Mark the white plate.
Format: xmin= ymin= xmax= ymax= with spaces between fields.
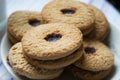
xmin=1 ymin=23 xmax=120 ymax=80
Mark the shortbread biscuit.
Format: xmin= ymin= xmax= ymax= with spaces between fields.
xmin=22 ymin=23 xmax=83 ymax=60
xmin=67 ymin=41 xmax=114 ymax=80
xmin=74 ymin=41 xmax=114 ymax=71
xmin=41 ymin=0 xmax=95 ymax=35
xmin=8 ymin=43 xmax=63 ymax=79
xmin=8 ymin=11 xmax=43 ymax=42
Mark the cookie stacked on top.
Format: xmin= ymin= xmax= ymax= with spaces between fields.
xmin=7 ymin=0 xmax=114 ymax=80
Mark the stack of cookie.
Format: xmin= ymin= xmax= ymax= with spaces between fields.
xmin=7 ymin=0 xmax=114 ymax=80
xmin=8 ymin=23 xmax=84 ymax=79
xmin=8 ymin=42 xmax=64 ymax=80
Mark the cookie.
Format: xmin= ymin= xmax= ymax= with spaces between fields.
xmin=8 ymin=43 xmax=63 ymax=79
xmin=74 ymin=41 xmax=114 ymax=71
xmin=8 ymin=11 xmax=43 ymax=43
xmin=68 ymin=41 xmax=114 ymax=80
xmin=67 ymin=65 xmax=112 ymax=80
xmin=25 ymin=45 xmax=83 ymax=69
xmin=84 ymin=4 xmax=109 ymax=41
xmin=41 ymin=0 xmax=95 ymax=35
xmin=22 ymin=23 xmax=83 ymax=60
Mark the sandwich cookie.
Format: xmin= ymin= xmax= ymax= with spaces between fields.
xmin=8 ymin=11 xmax=43 ymax=43
xmin=8 ymin=43 xmax=63 ymax=79
xmin=68 ymin=41 xmax=114 ymax=80
xmin=41 ymin=0 xmax=95 ymax=35
xmin=22 ymin=23 xmax=83 ymax=60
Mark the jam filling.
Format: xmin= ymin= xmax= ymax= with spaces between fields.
xmin=44 ymin=33 xmax=62 ymax=42
xmin=29 ymin=19 xmax=41 ymax=26
xmin=61 ymin=7 xmax=77 ymax=14
xmin=84 ymin=47 xmax=96 ymax=54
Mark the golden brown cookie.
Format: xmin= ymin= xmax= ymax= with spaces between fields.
xmin=67 ymin=41 xmax=114 ymax=80
xmin=67 ymin=65 xmax=112 ymax=80
xmin=25 ymin=45 xmax=83 ymax=69
xmin=84 ymin=5 xmax=109 ymax=41
xmin=8 ymin=43 xmax=63 ymax=79
xmin=41 ymin=0 xmax=95 ymax=35
xmin=74 ymin=41 xmax=114 ymax=71
xmin=8 ymin=11 xmax=43 ymax=43
xmin=22 ymin=23 xmax=83 ymax=60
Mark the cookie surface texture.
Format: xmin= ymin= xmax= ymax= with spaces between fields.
xmin=41 ymin=0 xmax=95 ymax=35
xmin=8 ymin=11 xmax=43 ymax=42
xmin=74 ymin=40 xmax=114 ymax=71
xmin=22 ymin=23 xmax=83 ymax=60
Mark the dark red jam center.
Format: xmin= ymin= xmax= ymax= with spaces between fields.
xmin=45 ymin=33 xmax=62 ymax=42
xmin=85 ymin=47 xmax=96 ymax=54
xmin=61 ymin=7 xmax=77 ymax=14
xmin=29 ymin=19 xmax=41 ymax=26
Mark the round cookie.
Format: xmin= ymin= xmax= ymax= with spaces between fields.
xmin=67 ymin=65 xmax=112 ymax=80
xmin=84 ymin=5 xmax=109 ymax=41
xmin=8 ymin=43 xmax=63 ymax=79
xmin=22 ymin=23 xmax=83 ymax=60
xmin=25 ymin=45 xmax=83 ymax=69
xmin=67 ymin=41 xmax=114 ymax=80
xmin=41 ymin=0 xmax=95 ymax=35
xmin=74 ymin=41 xmax=114 ymax=71
xmin=8 ymin=11 xmax=43 ymax=42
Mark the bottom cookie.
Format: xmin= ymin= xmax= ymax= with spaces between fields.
xmin=67 ymin=65 xmax=112 ymax=80
xmin=8 ymin=42 xmax=63 ymax=79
